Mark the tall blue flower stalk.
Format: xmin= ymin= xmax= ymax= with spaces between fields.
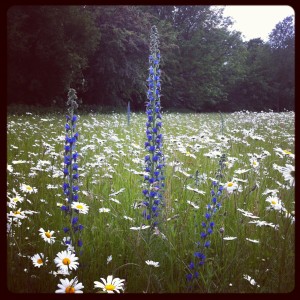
xmin=61 ymin=88 xmax=84 ymax=253
xmin=142 ymin=25 xmax=165 ymax=229
xmin=186 ymin=154 xmax=226 ymax=290
xmin=127 ymin=101 xmax=131 ymax=126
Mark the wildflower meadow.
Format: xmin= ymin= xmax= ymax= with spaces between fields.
xmin=7 ymin=108 xmax=295 ymax=293
xmin=7 ymin=25 xmax=295 ymax=293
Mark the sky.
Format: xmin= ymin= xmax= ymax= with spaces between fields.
xmin=221 ymin=5 xmax=295 ymax=41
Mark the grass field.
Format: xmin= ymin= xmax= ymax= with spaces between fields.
xmin=7 ymin=110 xmax=295 ymax=293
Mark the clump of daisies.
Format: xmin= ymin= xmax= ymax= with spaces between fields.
xmin=7 ymin=184 xmax=38 ymax=236
xmin=263 ymin=189 xmax=294 ymax=223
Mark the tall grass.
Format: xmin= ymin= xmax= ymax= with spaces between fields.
xmin=7 ymin=111 xmax=295 ymax=293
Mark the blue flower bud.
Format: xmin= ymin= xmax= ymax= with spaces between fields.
xmin=204 ymin=241 xmax=211 ymax=248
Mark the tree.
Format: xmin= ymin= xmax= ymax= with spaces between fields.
xmin=149 ymin=5 xmax=245 ymax=111
xmin=7 ymin=6 xmax=100 ymax=105
xmin=268 ymin=16 xmax=295 ymax=111
xmin=82 ymin=6 xmax=151 ymax=108
xmin=225 ymin=38 xmax=275 ymax=111
xmin=268 ymin=15 xmax=294 ymax=49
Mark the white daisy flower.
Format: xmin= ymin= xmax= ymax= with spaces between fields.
xmin=223 ymin=236 xmax=237 ymax=240
xmin=7 ymin=209 xmax=27 ymax=219
xmin=224 ymin=181 xmax=238 ymax=193
xmin=145 ymin=260 xmax=160 ymax=267
xmin=262 ymin=188 xmax=279 ymax=196
xmin=20 ymin=184 xmax=38 ymax=194
xmin=273 ymin=147 xmax=294 ymax=159
xmin=54 ymin=250 xmax=79 ymax=272
xmin=177 ymin=169 xmax=191 ymax=177
xmin=7 ymin=164 xmax=13 ymax=173
xmin=71 ymin=202 xmax=89 ymax=214
xmin=250 ymin=158 xmax=259 ymax=168
xmin=186 ymin=185 xmax=206 ymax=195
xmin=237 ymin=208 xmax=259 ymax=219
xmin=279 ymin=164 xmax=295 ymax=187
xmin=130 ymin=225 xmax=150 ymax=230
xmin=31 ymin=253 xmax=47 ymax=268
xmin=187 ymin=200 xmax=199 ymax=209
xmin=168 ymin=160 xmax=182 ymax=172
xmin=232 ymin=177 xmax=248 ymax=183
xmin=245 ymin=238 xmax=260 ymax=243
xmin=7 ymin=189 xmax=24 ymax=205
xmin=109 ymin=197 xmax=121 ymax=204
xmin=107 ymin=255 xmax=112 ymax=264
xmin=266 ymin=196 xmax=285 ymax=211
xmin=109 ymin=188 xmax=125 ymax=197
xmin=50 ymin=268 xmax=71 ymax=277
xmin=12 ymin=160 xmax=28 ymax=164
xmin=243 ymin=274 xmax=259 ymax=286
xmin=55 ymin=277 xmax=84 ymax=293
xmin=94 ymin=275 xmax=125 ymax=293
xmin=234 ymin=168 xmax=251 ymax=174
xmin=248 ymin=220 xmax=279 ymax=230
xmin=38 ymin=228 xmax=56 ymax=244
xmin=185 ymin=151 xmax=196 ymax=158
xmin=99 ymin=208 xmax=111 ymax=213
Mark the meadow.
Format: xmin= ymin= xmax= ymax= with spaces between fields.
xmin=7 ymin=110 xmax=295 ymax=293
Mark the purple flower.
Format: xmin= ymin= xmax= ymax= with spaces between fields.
xmin=186 ymin=273 xmax=193 ymax=281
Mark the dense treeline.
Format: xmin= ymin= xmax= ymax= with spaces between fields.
xmin=7 ymin=5 xmax=294 ymax=112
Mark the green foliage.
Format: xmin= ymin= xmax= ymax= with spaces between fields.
xmin=268 ymin=16 xmax=295 ymax=111
xmin=7 ymin=6 xmax=100 ymax=105
xmin=225 ymin=15 xmax=295 ymax=112
xmin=82 ymin=6 xmax=152 ymax=108
xmin=7 ymin=6 xmax=294 ymax=112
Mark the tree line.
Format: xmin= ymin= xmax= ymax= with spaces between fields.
xmin=7 ymin=5 xmax=295 ymax=112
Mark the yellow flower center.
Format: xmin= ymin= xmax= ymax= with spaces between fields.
xmin=76 ymin=204 xmax=83 ymax=210
xmin=283 ymin=150 xmax=292 ymax=155
xmin=65 ymin=286 xmax=75 ymax=293
xmin=105 ymin=284 xmax=115 ymax=291
xmin=13 ymin=197 xmax=19 ymax=202
xmin=63 ymin=258 xmax=71 ymax=265
xmin=45 ymin=232 xmax=51 ymax=238
xmin=26 ymin=186 xmax=33 ymax=191
xmin=37 ymin=258 xmax=43 ymax=264
xmin=227 ymin=182 xmax=233 ymax=187
xmin=271 ymin=200 xmax=277 ymax=205
xmin=14 ymin=211 xmax=21 ymax=215
xmin=253 ymin=161 xmax=257 ymax=165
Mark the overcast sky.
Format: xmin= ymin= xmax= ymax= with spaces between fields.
xmin=221 ymin=5 xmax=295 ymax=41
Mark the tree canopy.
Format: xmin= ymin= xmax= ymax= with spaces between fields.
xmin=7 ymin=5 xmax=295 ymax=111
